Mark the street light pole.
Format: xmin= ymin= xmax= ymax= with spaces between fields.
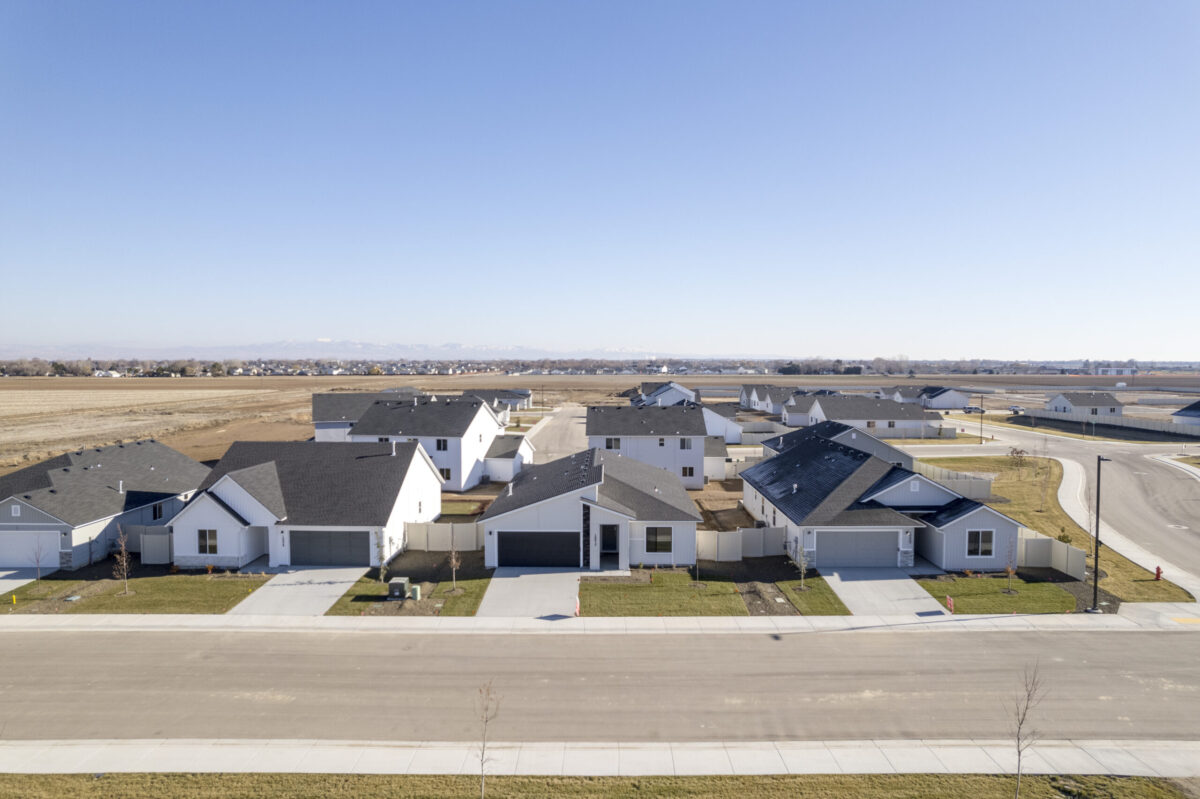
xmin=1089 ymin=455 xmax=1112 ymax=613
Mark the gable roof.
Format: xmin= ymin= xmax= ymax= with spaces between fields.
xmin=813 ymin=396 xmax=930 ymax=421
xmin=312 ymin=393 xmax=399 ymax=423
xmin=704 ymin=402 xmax=741 ymax=419
xmin=349 ymin=398 xmax=495 ymax=438
xmin=1050 ymin=392 xmax=1122 ymax=407
xmin=585 ymin=405 xmax=708 ymax=437
xmin=485 ymin=434 xmax=529 ymax=460
xmin=0 ymin=440 xmax=209 ymax=527
xmin=1173 ymin=399 xmax=1200 ymax=418
xmin=196 ymin=441 xmax=422 ymax=526
xmin=761 ymin=421 xmax=856 ymax=454
xmin=740 ymin=437 xmax=915 ymax=528
xmin=704 ymin=436 xmax=728 ymax=458
xmin=464 ymin=389 xmax=528 ymax=404
xmin=479 ymin=449 xmax=701 ymax=523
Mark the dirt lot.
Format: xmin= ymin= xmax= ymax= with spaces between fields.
xmin=689 ymin=479 xmax=754 ymax=531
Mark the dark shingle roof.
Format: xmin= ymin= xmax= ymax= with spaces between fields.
xmin=1173 ymin=400 xmax=1200 ymax=418
xmin=585 ymin=405 xmax=708 ymax=437
xmin=704 ymin=437 xmax=728 ymax=458
xmin=814 ymin=396 xmax=930 ymax=421
xmin=479 ymin=449 xmax=701 ymax=523
xmin=0 ymin=440 xmax=209 ymax=526
xmin=464 ymin=389 xmax=527 ymax=404
xmin=704 ymin=402 xmax=741 ymax=419
xmin=485 ymin=435 xmax=528 ymax=460
xmin=196 ymin=441 xmax=422 ymax=526
xmin=920 ymin=497 xmax=985 ymax=527
xmin=312 ymin=393 xmax=399 ymax=423
xmin=349 ymin=398 xmax=494 ymax=438
xmin=1051 ymin=392 xmax=1122 ymax=407
xmin=761 ymin=421 xmax=855 ymax=454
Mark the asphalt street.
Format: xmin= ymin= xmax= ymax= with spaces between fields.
xmin=903 ymin=420 xmax=1200 ymax=578
xmin=528 ymin=402 xmax=587 ymax=463
xmin=0 ymin=630 xmax=1196 ymax=742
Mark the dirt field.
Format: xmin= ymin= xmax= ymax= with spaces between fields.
xmin=3 ymin=373 xmax=1199 ymax=474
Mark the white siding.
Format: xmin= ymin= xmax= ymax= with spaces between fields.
xmin=701 ymin=407 xmax=743 ymax=444
xmin=170 ymin=494 xmax=261 ymax=569
xmin=923 ymin=507 xmax=1020 ymax=572
xmin=381 ymin=451 xmax=442 ymax=560
xmin=314 ymin=422 xmax=352 ymax=442
xmin=869 ymin=475 xmax=960 ymax=508
xmin=585 ymin=435 xmax=705 ymax=489
xmin=481 ymin=486 xmax=593 ymax=568
xmin=628 ymin=521 xmax=697 ymax=567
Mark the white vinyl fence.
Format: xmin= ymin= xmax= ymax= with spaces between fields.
xmin=697 ymin=527 xmax=786 ymax=562
xmin=139 ymin=528 xmax=173 ymax=564
xmin=405 ymin=522 xmax=483 ymax=552
xmin=1017 ymin=528 xmax=1087 ymax=580
xmin=912 ymin=462 xmax=994 ymax=500
xmin=1023 ymin=409 xmax=1200 ymax=438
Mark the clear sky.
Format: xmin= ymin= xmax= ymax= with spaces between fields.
xmin=2 ymin=1 xmax=1197 ymax=360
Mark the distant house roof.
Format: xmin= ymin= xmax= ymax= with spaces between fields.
xmin=464 ymin=389 xmax=528 ymax=404
xmin=196 ymin=441 xmax=423 ymax=526
xmin=485 ymin=435 xmax=529 ymax=460
xmin=704 ymin=436 xmax=728 ymax=458
xmin=1050 ymin=392 xmax=1122 ymax=407
xmin=704 ymin=402 xmax=741 ymax=419
xmin=349 ymin=398 xmax=495 ymax=438
xmin=585 ymin=405 xmax=708 ymax=437
xmin=814 ymin=396 xmax=930 ymax=421
xmin=0 ymin=440 xmax=210 ymax=527
xmin=1173 ymin=400 xmax=1200 ymax=419
xmin=312 ymin=393 xmax=399 ymax=423
xmin=479 ymin=449 xmax=701 ymax=523
xmin=740 ymin=437 xmax=919 ymax=528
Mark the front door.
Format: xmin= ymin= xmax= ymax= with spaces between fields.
xmin=601 ymin=525 xmax=619 ymax=554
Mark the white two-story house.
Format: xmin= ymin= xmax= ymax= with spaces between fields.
xmin=585 ymin=405 xmax=708 ymax=488
xmin=347 ymin=398 xmax=507 ymax=491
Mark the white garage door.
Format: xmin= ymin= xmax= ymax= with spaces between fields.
xmin=814 ymin=530 xmax=897 ymax=568
xmin=0 ymin=531 xmax=61 ymax=568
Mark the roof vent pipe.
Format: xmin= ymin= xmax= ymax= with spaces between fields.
xmin=391 ymin=441 xmax=397 ymax=457
xmin=507 ymin=483 xmax=514 ymax=497
xmin=792 ymin=483 xmax=798 ymax=494
xmin=118 ymin=480 xmax=124 ymax=494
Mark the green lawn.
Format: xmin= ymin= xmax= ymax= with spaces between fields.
xmin=432 ymin=576 xmax=490 ymax=615
xmin=777 ymin=576 xmax=851 ymax=615
xmin=0 ymin=773 xmax=1184 ymax=799
xmin=917 ymin=574 xmax=1076 ymax=614
xmin=921 ymin=456 xmax=1193 ymax=603
xmin=325 ymin=574 xmax=489 ymax=616
xmin=6 ymin=571 xmax=270 ymax=614
xmin=580 ymin=571 xmax=748 ymax=616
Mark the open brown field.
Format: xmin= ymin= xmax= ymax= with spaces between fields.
xmin=3 ymin=373 xmax=1200 ymax=474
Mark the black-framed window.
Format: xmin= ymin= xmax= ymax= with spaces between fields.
xmin=198 ymin=529 xmax=218 ymax=555
xmin=439 ymin=467 xmax=451 ymax=480
xmin=681 ymin=466 xmax=694 ymax=477
xmin=436 ymin=438 xmax=448 ymax=451
xmin=967 ymin=529 xmax=994 ymax=557
xmin=605 ymin=437 xmax=620 ymax=450
xmin=152 ymin=503 xmax=164 ymax=521
xmin=679 ymin=438 xmax=692 ymax=450
xmin=646 ymin=526 xmax=672 ymax=553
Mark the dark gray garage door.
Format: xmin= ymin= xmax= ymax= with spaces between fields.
xmin=814 ymin=530 xmax=896 ymax=568
xmin=290 ymin=530 xmax=370 ymax=566
xmin=497 ymin=531 xmax=579 ymax=567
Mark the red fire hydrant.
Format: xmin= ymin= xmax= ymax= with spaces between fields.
xmin=1155 ymin=566 xmax=1163 ymax=581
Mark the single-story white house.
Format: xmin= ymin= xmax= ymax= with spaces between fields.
xmin=169 ymin=441 xmax=442 ymax=569
xmin=585 ymin=405 xmax=708 ymax=488
xmin=0 ymin=440 xmax=209 ymax=571
xmin=880 ymin=386 xmax=970 ymax=410
xmin=741 ymin=436 xmax=1021 ymax=571
xmin=1172 ymin=400 xmax=1200 ymax=427
xmin=1045 ymin=392 xmax=1123 ymax=416
xmin=478 ymin=449 xmax=702 ymax=570
xmin=788 ymin=396 xmax=947 ymax=438
xmin=483 ymin=434 xmax=536 ymax=483
xmin=629 ymin=381 xmax=697 ymax=408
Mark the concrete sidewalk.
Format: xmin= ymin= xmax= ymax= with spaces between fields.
xmin=0 ymin=738 xmax=1196 ymax=776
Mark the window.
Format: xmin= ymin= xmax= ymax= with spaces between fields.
xmin=887 ymin=420 xmax=896 ymax=428
xmin=681 ymin=466 xmax=694 ymax=477
xmin=646 ymin=526 xmax=672 ymax=553
xmin=910 ymin=480 xmax=920 ymax=493
xmin=967 ymin=530 xmax=994 ymax=557
xmin=679 ymin=438 xmax=692 ymax=450
xmin=1090 ymin=408 xmax=1098 ymax=416
xmin=378 ymin=437 xmax=389 ymax=443
xmin=152 ymin=503 xmax=164 ymax=521
xmin=658 ymin=438 xmax=665 ymax=447
xmin=418 ymin=501 xmax=422 ymax=514
xmin=479 ymin=434 xmax=483 ymax=443
xmin=1110 ymin=407 xmax=1116 ymax=413
xmin=436 ymin=439 xmax=448 ymax=451
xmin=605 ymin=437 xmax=620 ymax=450
xmin=10 ymin=505 xmax=18 ymax=518
xmin=866 ymin=420 xmax=876 ymax=428
xmin=439 ymin=467 xmax=452 ymax=481
xmin=198 ymin=529 xmax=218 ymax=555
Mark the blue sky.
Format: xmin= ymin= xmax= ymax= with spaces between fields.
xmin=2 ymin=1 xmax=1197 ymax=360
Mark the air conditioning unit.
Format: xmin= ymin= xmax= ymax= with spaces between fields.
xmin=755 ymin=520 xmax=767 ymax=529
xmin=388 ymin=577 xmax=411 ymax=600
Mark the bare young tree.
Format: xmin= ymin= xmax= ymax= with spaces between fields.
xmin=112 ymin=528 xmax=133 ymax=595
xmin=477 ymin=679 xmax=501 ymax=799
xmin=1008 ymin=447 xmax=1028 ymax=475
xmin=1005 ymin=539 xmax=1018 ymax=595
xmin=790 ymin=535 xmax=809 ymax=590
xmin=377 ymin=534 xmax=390 ymax=584
xmin=449 ymin=545 xmax=461 ymax=591
xmin=30 ymin=536 xmax=47 ymax=581
xmin=1009 ymin=661 xmax=1045 ymax=799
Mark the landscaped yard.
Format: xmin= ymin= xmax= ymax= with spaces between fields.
xmin=921 ymin=455 xmax=1193 ymax=603
xmin=1178 ymin=455 xmax=1200 ymax=469
xmin=0 ymin=772 xmax=1184 ymax=799
xmin=777 ymin=576 xmax=852 ymax=615
xmin=5 ymin=563 xmax=270 ymax=614
xmin=325 ymin=550 xmax=491 ymax=616
xmin=580 ymin=570 xmax=748 ymax=616
xmin=917 ymin=573 xmax=1076 ymax=614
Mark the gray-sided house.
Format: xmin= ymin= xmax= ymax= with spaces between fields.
xmin=585 ymin=405 xmax=709 ymax=488
xmin=1045 ymin=392 xmax=1123 ymax=417
xmin=784 ymin=395 xmax=948 ymax=438
xmin=312 ymin=392 xmax=429 ymax=441
xmin=741 ymin=436 xmax=1020 ymax=571
xmin=761 ymin=421 xmax=913 ymax=469
xmin=345 ymin=397 xmax=507 ymax=491
xmin=169 ymin=441 xmax=442 ymax=569
xmin=0 ymin=440 xmax=209 ymax=571
xmin=483 ymin=434 xmax=537 ymax=483
xmin=478 ymin=449 xmax=702 ymax=570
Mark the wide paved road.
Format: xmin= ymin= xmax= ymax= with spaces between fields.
xmin=1 ymin=631 xmax=1197 ymax=741
xmin=528 ymin=402 xmax=587 ymax=463
xmin=905 ymin=421 xmax=1200 ymax=578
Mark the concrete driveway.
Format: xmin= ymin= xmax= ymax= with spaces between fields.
xmin=227 ymin=567 xmax=367 ymax=616
xmin=822 ymin=568 xmax=947 ymax=616
xmin=0 ymin=568 xmax=39 ymax=596
xmin=528 ymin=403 xmax=587 ymax=464
xmin=476 ymin=567 xmax=580 ymax=618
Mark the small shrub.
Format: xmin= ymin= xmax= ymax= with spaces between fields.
xmin=1057 ymin=533 xmax=1072 ymax=544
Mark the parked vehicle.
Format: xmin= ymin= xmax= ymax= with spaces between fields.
xmin=1008 ymin=405 xmax=1025 ymax=413
xmin=963 ymin=406 xmax=984 ymax=414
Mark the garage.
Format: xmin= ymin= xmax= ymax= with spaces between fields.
xmin=814 ymin=529 xmax=897 ymax=568
xmin=0 ymin=531 xmax=60 ymax=569
xmin=290 ymin=530 xmax=370 ymax=566
xmin=497 ymin=531 xmax=579 ymax=568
